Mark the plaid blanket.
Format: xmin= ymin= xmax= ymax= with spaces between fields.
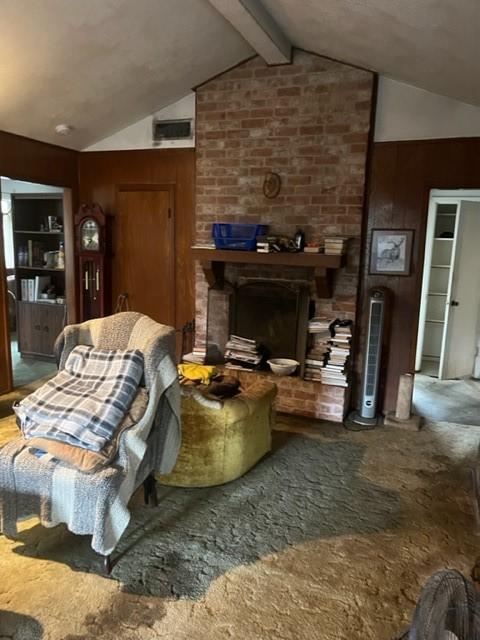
xmin=14 ymin=345 xmax=144 ymax=452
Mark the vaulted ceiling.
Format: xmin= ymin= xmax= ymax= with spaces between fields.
xmin=0 ymin=0 xmax=252 ymax=149
xmin=0 ymin=0 xmax=477 ymax=150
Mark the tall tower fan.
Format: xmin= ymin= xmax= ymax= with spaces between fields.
xmin=349 ymin=287 xmax=389 ymax=427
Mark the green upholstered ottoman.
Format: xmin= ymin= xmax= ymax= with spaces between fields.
xmin=158 ymin=380 xmax=277 ymax=487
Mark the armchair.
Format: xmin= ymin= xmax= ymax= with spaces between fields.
xmin=0 ymin=312 xmax=181 ymax=569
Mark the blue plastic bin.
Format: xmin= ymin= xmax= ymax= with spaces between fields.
xmin=212 ymin=223 xmax=268 ymax=251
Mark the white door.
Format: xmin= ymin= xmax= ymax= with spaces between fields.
xmin=440 ymin=200 xmax=480 ymax=379
xmin=415 ymin=197 xmax=443 ymax=371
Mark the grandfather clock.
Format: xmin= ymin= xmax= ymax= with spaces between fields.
xmin=75 ymin=204 xmax=109 ymax=321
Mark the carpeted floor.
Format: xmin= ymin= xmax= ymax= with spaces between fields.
xmin=0 ymin=413 xmax=479 ymax=639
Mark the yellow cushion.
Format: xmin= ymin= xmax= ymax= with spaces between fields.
xmin=159 ymin=380 xmax=277 ymax=487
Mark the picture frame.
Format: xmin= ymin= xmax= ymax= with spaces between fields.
xmin=369 ymin=229 xmax=414 ymax=276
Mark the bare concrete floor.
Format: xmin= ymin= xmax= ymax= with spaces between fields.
xmin=414 ymin=374 xmax=480 ymax=426
xmin=0 ymin=412 xmax=479 ymax=639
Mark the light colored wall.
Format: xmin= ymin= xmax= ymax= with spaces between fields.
xmin=375 ymin=77 xmax=480 ymax=142
xmin=84 ymin=93 xmax=195 ymax=152
xmin=84 ymin=77 xmax=480 ymax=150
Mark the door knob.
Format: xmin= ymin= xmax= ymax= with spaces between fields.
xmin=451 ymin=300 xmax=459 ymax=306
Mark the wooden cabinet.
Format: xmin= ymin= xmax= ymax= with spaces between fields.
xmin=17 ymin=301 xmax=66 ymax=359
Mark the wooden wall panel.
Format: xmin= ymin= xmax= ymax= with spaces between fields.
xmin=359 ymin=137 xmax=480 ymax=412
xmin=0 ymin=131 xmax=78 ymax=188
xmin=78 ymin=149 xmax=195 ymax=340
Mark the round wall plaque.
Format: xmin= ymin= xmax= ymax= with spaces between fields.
xmin=263 ymin=172 xmax=281 ymax=199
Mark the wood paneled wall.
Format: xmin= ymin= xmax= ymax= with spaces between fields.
xmin=359 ymin=137 xmax=480 ymax=412
xmin=0 ymin=131 xmax=78 ymax=187
xmin=0 ymin=131 xmax=79 ymax=394
xmin=78 ymin=149 xmax=195 ymax=338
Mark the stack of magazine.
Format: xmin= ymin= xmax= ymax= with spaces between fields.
xmin=224 ymin=335 xmax=262 ymax=370
xmin=320 ymin=323 xmax=352 ymax=387
xmin=182 ymin=346 xmax=207 ymax=364
xmin=304 ymin=317 xmax=333 ymax=382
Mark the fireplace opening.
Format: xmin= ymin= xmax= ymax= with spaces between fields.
xmin=205 ymin=280 xmax=310 ymax=374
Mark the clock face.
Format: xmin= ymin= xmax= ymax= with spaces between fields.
xmin=81 ymin=218 xmax=100 ymax=251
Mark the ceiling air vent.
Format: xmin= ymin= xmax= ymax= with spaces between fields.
xmin=152 ymin=118 xmax=193 ymax=142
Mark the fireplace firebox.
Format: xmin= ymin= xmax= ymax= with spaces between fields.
xmin=206 ymin=280 xmax=310 ymax=375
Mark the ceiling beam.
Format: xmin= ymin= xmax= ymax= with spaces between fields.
xmin=208 ymin=0 xmax=291 ymax=65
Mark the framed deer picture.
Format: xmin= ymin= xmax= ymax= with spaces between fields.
xmin=369 ymin=229 xmax=414 ymax=275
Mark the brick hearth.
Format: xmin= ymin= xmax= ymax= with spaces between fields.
xmin=194 ymin=49 xmax=375 ymax=421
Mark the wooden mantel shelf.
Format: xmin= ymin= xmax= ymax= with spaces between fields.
xmin=191 ymin=247 xmax=346 ymax=297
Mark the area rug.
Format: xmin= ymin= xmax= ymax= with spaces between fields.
xmin=0 ymin=417 xmax=479 ymax=639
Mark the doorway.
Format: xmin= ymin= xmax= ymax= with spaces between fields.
xmin=1 ymin=177 xmax=66 ymax=390
xmin=113 ymin=185 xmax=175 ymax=326
xmin=413 ymin=190 xmax=480 ymax=423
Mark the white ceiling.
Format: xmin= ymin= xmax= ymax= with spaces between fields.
xmin=262 ymin=0 xmax=479 ymax=106
xmin=0 ymin=0 xmax=478 ymax=150
xmin=0 ymin=0 xmax=251 ymax=149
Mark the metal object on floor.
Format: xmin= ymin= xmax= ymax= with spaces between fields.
xmin=393 ymin=569 xmax=480 ymax=639
xmin=143 ymin=473 xmax=158 ymax=508
xmin=102 ymin=554 xmax=112 ymax=576
xmin=99 ymin=473 xmax=159 ymax=576
xmin=346 ymin=411 xmax=378 ymax=428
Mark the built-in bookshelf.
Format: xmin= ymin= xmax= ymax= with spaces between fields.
xmin=416 ymin=201 xmax=458 ymax=377
xmin=11 ymin=193 xmax=68 ymax=359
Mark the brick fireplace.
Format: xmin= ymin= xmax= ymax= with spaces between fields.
xmin=194 ymin=49 xmax=375 ymax=421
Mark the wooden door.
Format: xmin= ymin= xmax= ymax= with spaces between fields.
xmin=114 ymin=186 xmax=175 ymax=327
xmin=0 ymin=193 xmax=12 ymax=394
xmin=440 ymin=200 xmax=480 ymax=379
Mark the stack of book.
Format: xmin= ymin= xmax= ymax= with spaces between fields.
xmin=308 ymin=316 xmax=332 ymax=335
xmin=20 ymin=276 xmax=52 ymax=302
xmin=304 ymin=319 xmax=352 ymax=387
xmin=182 ymin=346 xmax=207 ymax=364
xmin=324 ymin=237 xmax=348 ymax=255
xmin=320 ymin=322 xmax=352 ymax=387
xmin=304 ymin=317 xmax=333 ymax=382
xmin=224 ymin=334 xmax=262 ymax=370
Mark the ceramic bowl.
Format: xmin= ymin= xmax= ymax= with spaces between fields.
xmin=267 ymin=358 xmax=299 ymax=376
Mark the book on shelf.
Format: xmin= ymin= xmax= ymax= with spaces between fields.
xmin=34 ymin=275 xmax=51 ymax=301
xmin=191 ymin=243 xmax=216 ymax=250
xmin=20 ymin=279 xmax=28 ymax=302
xmin=27 ymin=279 xmax=35 ymax=301
xmin=324 ymin=237 xmax=348 ymax=256
xmin=25 ymin=239 xmax=46 ymax=267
